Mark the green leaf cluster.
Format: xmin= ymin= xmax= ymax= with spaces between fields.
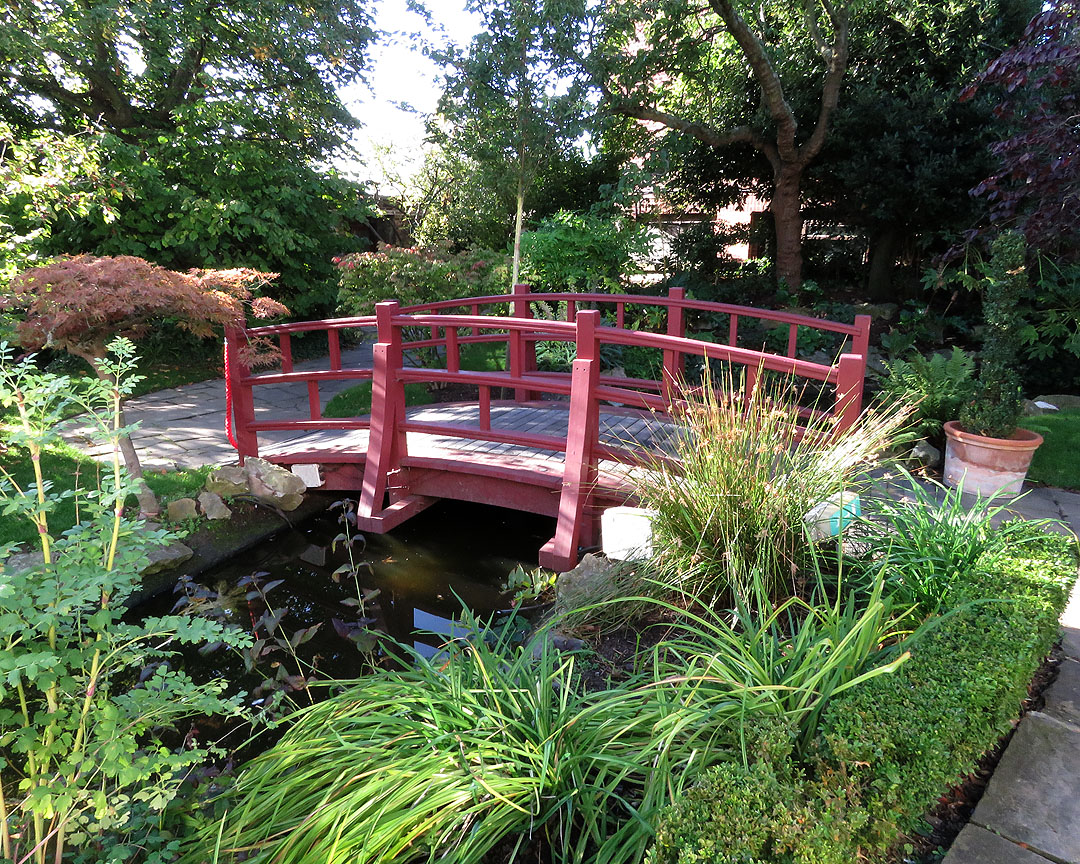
xmin=519 ymin=210 xmax=652 ymax=292
xmin=0 ymin=340 xmax=251 ymax=862
xmin=880 ymin=346 xmax=976 ymax=440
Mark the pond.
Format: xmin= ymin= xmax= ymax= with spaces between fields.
xmin=143 ymin=498 xmax=556 ymax=709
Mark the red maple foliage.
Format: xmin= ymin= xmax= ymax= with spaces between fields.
xmin=5 ymin=254 xmax=288 ymax=365
xmin=962 ymin=0 xmax=1080 ymax=258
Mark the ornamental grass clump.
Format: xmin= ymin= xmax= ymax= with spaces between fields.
xmin=636 ymin=369 xmax=909 ymax=602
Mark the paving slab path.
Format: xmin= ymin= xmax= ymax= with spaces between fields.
xmin=57 ymin=354 xmax=1080 ymax=863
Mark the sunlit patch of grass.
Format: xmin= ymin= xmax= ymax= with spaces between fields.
xmin=1021 ymin=410 xmax=1080 ymax=490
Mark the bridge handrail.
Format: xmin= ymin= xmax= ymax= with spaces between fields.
xmin=225 ymin=291 xmax=871 ymax=572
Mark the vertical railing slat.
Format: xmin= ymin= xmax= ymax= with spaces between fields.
xmin=280 ymin=333 xmax=293 ymax=374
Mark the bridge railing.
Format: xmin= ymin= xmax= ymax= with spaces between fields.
xmin=225 ymin=287 xmax=870 ymax=570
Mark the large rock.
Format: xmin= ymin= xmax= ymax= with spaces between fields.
xmin=142 ymin=540 xmax=194 ymax=575
xmin=167 ymin=497 xmax=198 ymax=522
xmin=205 ymin=465 xmax=250 ymax=497
xmin=198 ymin=491 xmax=232 ymax=521
xmin=909 ymin=440 xmax=942 ymax=470
xmin=244 ymin=457 xmax=307 ymax=511
xmin=4 ymin=535 xmax=192 ymax=578
xmin=555 ymin=553 xmax=620 ymax=612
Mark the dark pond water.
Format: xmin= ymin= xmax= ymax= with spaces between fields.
xmin=147 ymin=499 xmax=555 ymax=705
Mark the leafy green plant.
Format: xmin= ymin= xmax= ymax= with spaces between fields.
xmin=519 ymin=210 xmax=651 ymax=292
xmin=960 ymin=231 xmax=1029 ymax=438
xmin=819 ymin=532 xmax=1076 ymax=855
xmin=849 ymin=470 xmax=1053 ymax=616
xmin=635 ymin=368 xmax=909 ymax=601
xmin=334 ymin=244 xmax=510 ymax=317
xmin=0 ymin=340 xmax=250 ymax=863
xmin=649 ymin=531 xmax=1077 ymax=864
xmin=880 ymin=347 xmax=975 ymax=441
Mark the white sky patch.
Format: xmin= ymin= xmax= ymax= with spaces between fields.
xmin=336 ymin=0 xmax=480 ymax=192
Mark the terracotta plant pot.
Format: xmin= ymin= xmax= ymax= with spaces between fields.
xmin=942 ymin=420 xmax=1043 ymax=498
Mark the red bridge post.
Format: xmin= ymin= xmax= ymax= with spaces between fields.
xmin=511 ymin=283 xmax=538 ymax=401
xmin=358 ymin=301 xmax=408 ymax=522
xmin=540 ymin=309 xmax=601 ymax=572
xmin=224 ymin=325 xmax=259 ymax=462
xmin=663 ymin=286 xmax=686 ymax=403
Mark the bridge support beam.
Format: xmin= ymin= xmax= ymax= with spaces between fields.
xmin=539 ymin=310 xmax=601 ymax=572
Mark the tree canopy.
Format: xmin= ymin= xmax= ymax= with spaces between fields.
xmin=432 ymin=0 xmax=594 ymax=284
xmin=0 ymin=0 xmax=374 ymax=157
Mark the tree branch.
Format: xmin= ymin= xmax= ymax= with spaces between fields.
xmin=799 ymin=2 xmax=849 ymax=165
xmin=708 ymin=0 xmax=799 ymax=159
xmin=612 ymin=98 xmax=760 ymax=150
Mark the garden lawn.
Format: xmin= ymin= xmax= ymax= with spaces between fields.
xmin=0 ymin=443 xmax=211 ymax=546
xmin=1022 ymin=410 xmax=1080 ymax=490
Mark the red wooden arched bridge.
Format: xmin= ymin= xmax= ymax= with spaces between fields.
xmin=224 ymin=286 xmax=870 ymax=572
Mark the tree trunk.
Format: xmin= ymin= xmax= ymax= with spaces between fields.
xmin=867 ymin=227 xmax=901 ymax=302
xmin=511 ymin=165 xmax=525 ymax=287
xmin=771 ymin=165 xmax=804 ymax=289
xmin=87 ymin=356 xmax=161 ymax=518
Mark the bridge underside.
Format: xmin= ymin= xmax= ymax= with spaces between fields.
xmin=261 ymin=401 xmax=676 ymax=567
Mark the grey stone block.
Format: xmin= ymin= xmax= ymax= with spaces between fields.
xmin=972 ymin=712 xmax=1080 ymax=863
xmin=1043 ymin=659 xmax=1080 ymax=728
xmin=944 ymin=824 xmax=1050 ymax=864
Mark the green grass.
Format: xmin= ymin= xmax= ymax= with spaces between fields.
xmin=1021 ymin=410 xmax=1080 ymax=490
xmin=0 ymin=444 xmax=212 ymax=547
xmin=322 ymin=342 xmax=508 ymax=418
xmin=323 ymin=381 xmax=434 ymax=418
xmin=458 ymin=340 xmax=508 ymax=372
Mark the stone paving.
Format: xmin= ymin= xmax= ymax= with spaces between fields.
xmin=57 ymin=352 xmax=1080 ymax=863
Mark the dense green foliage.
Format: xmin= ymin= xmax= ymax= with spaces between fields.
xmin=960 ymin=231 xmax=1028 ymax=437
xmin=0 ymin=0 xmax=373 ymax=157
xmin=519 ymin=210 xmax=652 ymax=292
xmin=649 ymin=529 xmax=1076 ymax=863
xmin=0 ymin=0 xmax=377 ymax=316
xmin=335 ymin=245 xmax=510 ymax=316
xmin=0 ymin=341 xmax=249 ymax=863
xmin=36 ymin=136 xmax=374 ymax=317
xmin=880 ymin=347 xmax=976 ymax=442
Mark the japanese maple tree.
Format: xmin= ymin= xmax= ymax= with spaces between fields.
xmin=963 ymin=0 xmax=1080 ymax=260
xmin=5 ymin=254 xmax=287 ymax=516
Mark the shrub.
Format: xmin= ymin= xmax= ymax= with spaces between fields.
xmin=819 ymin=532 xmax=1075 ymax=854
xmin=334 ymin=244 xmax=510 ymax=316
xmin=960 ymin=231 xmax=1028 ymax=438
xmin=0 ymin=339 xmax=250 ymax=863
xmin=647 ymin=734 xmax=862 ymax=864
xmin=634 ymin=370 xmax=909 ymax=601
xmin=519 ymin=210 xmax=651 ymax=292
xmin=879 ymin=347 xmax=975 ymax=442
xmin=648 ymin=532 xmax=1077 ymax=862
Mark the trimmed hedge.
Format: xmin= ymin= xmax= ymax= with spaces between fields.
xmin=649 ymin=532 xmax=1078 ymax=863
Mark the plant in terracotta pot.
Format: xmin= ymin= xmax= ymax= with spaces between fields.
xmin=943 ymin=231 xmax=1043 ymax=496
